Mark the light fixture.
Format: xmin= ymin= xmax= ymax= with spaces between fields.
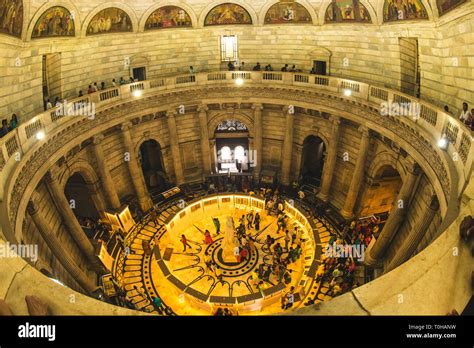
xmin=36 ymin=130 xmax=45 ymax=140
xmin=132 ymin=90 xmax=142 ymax=97
xmin=343 ymin=89 xmax=352 ymax=97
xmin=437 ymin=134 xmax=448 ymax=150
xmin=235 ymin=78 xmax=244 ymax=86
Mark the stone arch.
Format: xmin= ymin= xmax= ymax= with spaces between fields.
xmin=258 ymin=0 xmax=318 ymax=25
xmin=57 ymin=159 xmax=106 ymax=215
xmin=366 ymin=151 xmax=408 ymax=183
xmin=379 ymin=0 xmax=433 ymax=24
xmin=81 ymin=3 xmax=138 ymax=37
xmin=134 ymin=135 xmax=171 ymax=189
xmin=207 ymin=111 xmax=255 ymax=138
xmin=27 ymin=2 xmax=80 ymax=41
xmin=318 ymin=0 xmax=377 ymax=25
xmin=198 ymin=1 xmax=258 ymax=28
xmin=138 ymin=1 xmax=198 ymax=32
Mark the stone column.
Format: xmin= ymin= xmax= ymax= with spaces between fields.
xmin=252 ymin=103 xmax=263 ymax=177
xmin=44 ymin=171 xmax=96 ymax=264
xmin=385 ymin=195 xmax=439 ymax=272
xmin=92 ymin=134 xmax=121 ymax=210
xmin=121 ymin=122 xmax=153 ymax=212
xmin=209 ymin=139 xmax=217 ymax=173
xmin=319 ymin=116 xmax=341 ymax=202
xmin=166 ymin=110 xmax=185 ymax=184
xmin=340 ymin=126 xmax=370 ymax=219
xmin=197 ymin=105 xmax=211 ymax=176
xmin=365 ymin=160 xmax=421 ymax=266
xmin=280 ymin=106 xmax=295 ymax=185
xmin=27 ymin=196 xmax=97 ymax=293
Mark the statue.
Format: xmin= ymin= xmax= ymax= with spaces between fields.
xmin=221 ymin=216 xmax=238 ymax=262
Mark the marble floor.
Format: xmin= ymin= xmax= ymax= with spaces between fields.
xmin=117 ymin=200 xmax=336 ymax=315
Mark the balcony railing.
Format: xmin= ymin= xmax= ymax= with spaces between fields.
xmin=0 ymin=71 xmax=472 ymax=202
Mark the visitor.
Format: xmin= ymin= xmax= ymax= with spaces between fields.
xmin=100 ymin=81 xmax=106 ymax=90
xmin=54 ymin=97 xmax=61 ymax=106
xmin=0 ymin=120 xmax=8 ymax=138
xmin=254 ymin=212 xmax=261 ymax=231
xmin=189 ymin=66 xmax=195 ymax=74
xmin=78 ymin=90 xmax=83 ymax=97
xmin=444 ymin=105 xmax=451 ymax=114
xmin=119 ymin=77 xmax=126 ymax=85
xmin=253 ymin=62 xmax=261 ymax=71
xmin=204 ymin=229 xmax=214 ymax=245
xmin=298 ymin=189 xmax=305 ymax=201
xmin=265 ymin=64 xmax=274 ymax=71
xmin=129 ymin=77 xmax=135 ymax=83
xmin=214 ymin=307 xmax=224 ymax=316
xmin=153 ymin=296 xmax=163 ymax=314
xmin=87 ymin=85 xmax=94 ymax=94
xmin=239 ymin=247 xmax=248 ymax=262
xmin=212 ymin=217 xmax=221 ymax=235
xmin=266 ymin=199 xmax=274 ymax=215
xmin=180 ymin=234 xmax=192 ymax=252
xmin=284 ymin=286 xmax=295 ymax=309
xmin=112 ymin=78 xmax=117 ymax=87
xmin=459 ymin=102 xmax=470 ymax=122
xmin=310 ymin=67 xmax=317 ymax=74
xmin=93 ymin=82 xmax=98 ymax=92
xmin=246 ymin=211 xmax=254 ymax=229
xmin=46 ymin=99 xmax=53 ymax=109
xmin=9 ymin=114 xmax=18 ymax=130
xmin=284 ymin=230 xmax=291 ymax=251
xmin=281 ymin=64 xmax=289 ymax=72
xmin=227 ymin=61 xmax=235 ymax=71
xmin=239 ymin=61 xmax=245 ymax=71
xmin=234 ymin=245 xmax=241 ymax=262
xmin=223 ymin=308 xmax=233 ymax=316
xmin=289 ymin=65 xmax=296 ymax=72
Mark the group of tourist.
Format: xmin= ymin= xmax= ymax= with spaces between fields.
xmin=44 ymin=76 xmax=137 ymax=110
xmin=0 ymin=113 xmax=18 ymax=138
xmin=346 ymin=216 xmax=381 ymax=248
xmin=226 ymin=61 xmax=303 ymax=73
xmin=214 ymin=307 xmax=234 ymax=316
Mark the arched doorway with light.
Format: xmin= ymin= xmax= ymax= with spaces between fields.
xmin=300 ymin=135 xmax=326 ymax=187
xmin=214 ymin=120 xmax=250 ymax=174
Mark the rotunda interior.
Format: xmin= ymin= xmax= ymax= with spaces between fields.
xmin=0 ymin=0 xmax=473 ymax=324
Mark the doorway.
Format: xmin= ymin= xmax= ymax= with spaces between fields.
xmin=399 ymin=38 xmax=419 ymax=96
xmin=139 ymin=140 xmax=168 ymax=192
xmin=42 ymin=53 xmax=62 ymax=109
xmin=300 ymin=135 xmax=325 ymax=187
xmin=132 ymin=67 xmax=146 ymax=81
xmin=313 ymin=60 xmax=327 ymax=75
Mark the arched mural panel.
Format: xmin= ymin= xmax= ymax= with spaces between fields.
xmin=87 ymin=7 xmax=132 ymax=35
xmin=0 ymin=0 xmax=23 ymax=37
xmin=383 ymin=0 xmax=429 ymax=22
xmin=145 ymin=6 xmax=192 ymax=30
xmin=325 ymin=0 xmax=372 ymax=23
xmin=437 ymin=0 xmax=467 ymax=16
xmin=264 ymin=2 xmax=312 ymax=24
xmin=204 ymin=3 xmax=252 ymax=26
xmin=32 ymin=6 xmax=75 ymax=38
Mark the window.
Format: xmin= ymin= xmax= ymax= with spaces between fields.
xmin=220 ymin=35 xmax=238 ymax=62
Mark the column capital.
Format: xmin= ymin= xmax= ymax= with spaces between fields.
xmin=358 ymin=126 xmax=370 ymax=138
xmin=252 ymin=103 xmax=263 ymax=111
xmin=166 ymin=109 xmax=177 ymax=118
xmin=197 ymin=104 xmax=208 ymax=113
xmin=92 ymin=134 xmax=104 ymax=145
xmin=282 ymin=105 xmax=294 ymax=116
xmin=329 ymin=115 xmax=341 ymax=125
xmin=121 ymin=121 xmax=133 ymax=132
xmin=44 ymin=170 xmax=58 ymax=184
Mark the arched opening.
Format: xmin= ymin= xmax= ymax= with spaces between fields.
xmin=64 ymin=173 xmax=101 ymax=239
xmin=139 ymin=139 xmax=168 ymax=192
xmin=300 ymin=135 xmax=325 ymax=187
xmin=358 ymin=165 xmax=403 ymax=218
xmin=215 ymin=120 xmax=250 ymax=174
